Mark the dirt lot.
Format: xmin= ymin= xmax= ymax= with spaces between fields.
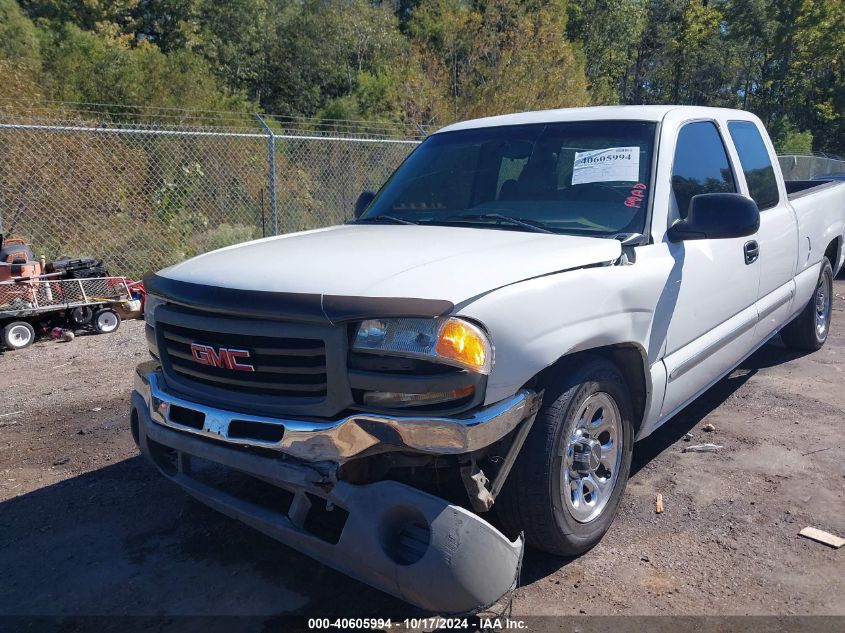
xmin=1 ymin=278 xmax=844 ymax=620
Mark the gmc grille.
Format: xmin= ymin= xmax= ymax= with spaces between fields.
xmin=159 ymin=322 xmax=327 ymax=397
xmin=152 ymin=304 xmax=352 ymax=417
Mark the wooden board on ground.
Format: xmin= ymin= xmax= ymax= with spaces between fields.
xmin=799 ymin=527 xmax=845 ymax=549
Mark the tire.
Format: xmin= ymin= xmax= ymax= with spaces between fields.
xmin=93 ymin=308 xmax=121 ymax=334
xmin=3 ymin=321 xmax=36 ymax=350
xmin=781 ymin=258 xmax=834 ymax=351
xmin=497 ymin=355 xmax=635 ymax=556
xmin=70 ymin=306 xmax=94 ymax=326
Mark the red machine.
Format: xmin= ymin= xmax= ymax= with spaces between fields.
xmin=0 ymin=236 xmax=43 ymax=283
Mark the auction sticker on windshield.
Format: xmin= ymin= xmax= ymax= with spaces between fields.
xmin=572 ymin=146 xmax=640 ymax=184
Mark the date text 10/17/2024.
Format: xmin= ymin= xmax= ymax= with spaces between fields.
xmin=307 ymin=617 xmax=528 ymax=630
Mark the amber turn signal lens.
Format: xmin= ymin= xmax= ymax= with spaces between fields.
xmin=435 ymin=318 xmax=491 ymax=374
xmin=362 ymin=385 xmax=475 ymax=408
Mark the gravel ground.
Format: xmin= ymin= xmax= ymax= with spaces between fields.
xmin=1 ymin=277 xmax=844 ymax=619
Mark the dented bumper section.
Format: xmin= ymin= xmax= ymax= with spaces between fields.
xmin=130 ymin=366 xmax=527 ymax=613
xmin=134 ymin=362 xmax=539 ymax=463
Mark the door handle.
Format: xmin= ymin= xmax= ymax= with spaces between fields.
xmin=744 ymin=240 xmax=759 ymax=265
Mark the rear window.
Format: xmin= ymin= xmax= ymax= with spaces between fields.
xmin=727 ymin=121 xmax=780 ymax=210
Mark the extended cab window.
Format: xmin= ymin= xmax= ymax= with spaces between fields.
xmin=671 ymin=121 xmax=736 ymax=217
xmin=727 ymin=121 xmax=780 ymax=210
xmin=362 ymin=120 xmax=658 ymax=236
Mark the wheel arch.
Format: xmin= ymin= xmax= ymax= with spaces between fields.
xmin=824 ymin=236 xmax=842 ymax=276
xmin=523 ymin=342 xmax=651 ymax=436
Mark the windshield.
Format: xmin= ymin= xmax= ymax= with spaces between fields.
xmin=361 ymin=120 xmax=657 ymax=236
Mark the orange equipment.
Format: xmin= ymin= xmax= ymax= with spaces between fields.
xmin=0 ymin=236 xmax=43 ymax=283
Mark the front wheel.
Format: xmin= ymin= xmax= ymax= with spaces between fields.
xmin=781 ymin=258 xmax=833 ymax=351
xmin=496 ymin=356 xmax=634 ymax=556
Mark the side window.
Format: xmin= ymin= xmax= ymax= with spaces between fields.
xmin=727 ymin=121 xmax=780 ymax=210
xmin=671 ymin=121 xmax=736 ymax=217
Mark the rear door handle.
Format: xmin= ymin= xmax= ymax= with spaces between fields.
xmin=744 ymin=240 xmax=759 ymax=265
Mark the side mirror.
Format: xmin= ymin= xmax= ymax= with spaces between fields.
xmin=668 ymin=193 xmax=760 ymax=241
xmin=354 ymin=190 xmax=376 ymax=219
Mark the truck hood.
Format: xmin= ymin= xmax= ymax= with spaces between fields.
xmin=157 ymin=224 xmax=621 ymax=307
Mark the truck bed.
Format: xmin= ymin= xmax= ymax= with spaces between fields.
xmin=785 ymin=179 xmax=844 ymax=200
xmin=785 ymin=178 xmax=845 ymax=278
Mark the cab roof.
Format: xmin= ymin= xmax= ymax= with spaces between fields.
xmin=435 ymin=105 xmax=755 ymax=134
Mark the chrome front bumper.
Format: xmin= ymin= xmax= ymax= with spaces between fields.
xmin=135 ymin=362 xmax=540 ymax=463
xmin=130 ymin=365 xmax=527 ymax=613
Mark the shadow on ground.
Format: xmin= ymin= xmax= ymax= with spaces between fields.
xmin=0 ymin=455 xmax=412 ymax=617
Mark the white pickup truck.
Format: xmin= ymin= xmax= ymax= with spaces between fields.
xmin=132 ymin=106 xmax=845 ymax=613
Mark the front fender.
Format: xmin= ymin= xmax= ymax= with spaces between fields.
xmin=458 ymin=249 xmax=673 ymax=407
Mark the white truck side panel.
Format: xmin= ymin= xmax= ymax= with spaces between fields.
xmin=784 ymin=182 xmax=845 ymax=319
xmin=790 ymin=182 xmax=845 ymax=278
xmin=459 ymin=248 xmax=674 ymax=406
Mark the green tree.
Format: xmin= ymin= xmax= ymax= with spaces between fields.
xmin=5 ymin=0 xmax=845 ymax=156
xmin=132 ymin=0 xmax=202 ymax=52
xmin=18 ymin=0 xmax=140 ymax=31
xmin=784 ymin=0 xmax=845 ymax=155
xmin=408 ymin=0 xmax=589 ymax=121
xmin=624 ymin=0 xmax=732 ymax=105
xmin=35 ymin=22 xmax=248 ymax=114
xmin=191 ymin=0 xmax=274 ymax=101
xmin=566 ymin=0 xmax=647 ymax=103
xmin=777 ymin=125 xmax=814 ymax=155
xmin=0 ymin=0 xmax=41 ymax=68
xmin=314 ymin=0 xmax=407 ymax=122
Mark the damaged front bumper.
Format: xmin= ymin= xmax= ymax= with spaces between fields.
xmin=130 ymin=364 xmax=529 ymax=613
xmin=135 ymin=362 xmax=539 ymax=463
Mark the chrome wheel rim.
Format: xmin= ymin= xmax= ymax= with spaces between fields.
xmin=561 ymin=392 xmax=623 ymax=523
xmin=815 ymin=271 xmax=832 ymax=340
xmin=97 ymin=312 xmax=118 ymax=333
xmin=8 ymin=324 xmax=32 ymax=348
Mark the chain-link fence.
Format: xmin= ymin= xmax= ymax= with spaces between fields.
xmin=0 ymin=102 xmax=422 ymax=278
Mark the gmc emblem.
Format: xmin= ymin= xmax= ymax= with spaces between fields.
xmin=190 ymin=343 xmax=255 ymax=372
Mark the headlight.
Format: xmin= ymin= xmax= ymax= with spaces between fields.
xmin=352 ymin=317 xmax=493 ymax=374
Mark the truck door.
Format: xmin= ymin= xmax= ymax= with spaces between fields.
xmin=659 ymin=119 xmax=762 ymax=418
xmin=726 ymin=120 xmax=798 ymax=343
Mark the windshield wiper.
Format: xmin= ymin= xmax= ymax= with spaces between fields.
xmin=353 ymin=215 xmax=418 ymax=225
xmin=435 ymin=213 xmax=555 ymax=234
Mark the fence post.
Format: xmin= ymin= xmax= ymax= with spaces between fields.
xmin=255 ymin=114 xmax=279 ymax=235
